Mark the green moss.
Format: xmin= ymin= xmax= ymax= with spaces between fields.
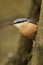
xmin=26 ymin=53 xmax=32 ymax=61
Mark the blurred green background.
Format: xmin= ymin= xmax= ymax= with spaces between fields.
xmin=0 ymin=0 xmax=32 ymax=64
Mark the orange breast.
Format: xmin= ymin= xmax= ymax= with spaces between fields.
xmin=19 ymin=23 xmax=38 ymax=39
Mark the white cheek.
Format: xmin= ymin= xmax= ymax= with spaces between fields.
xmin=14 ymin=23 xmax=23 ymax=27
xmin=14 ymin=24 xmax=21 ymax=28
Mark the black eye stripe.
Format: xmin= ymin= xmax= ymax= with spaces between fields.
xmin=13 ymin=20 xmax=27 ymax=24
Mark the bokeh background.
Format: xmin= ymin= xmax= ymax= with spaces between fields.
xmin=0 ymin=0 xmax=32 ymax=64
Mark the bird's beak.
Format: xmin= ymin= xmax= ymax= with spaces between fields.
xmin=9 ymin=22 xmax=16 ymax=25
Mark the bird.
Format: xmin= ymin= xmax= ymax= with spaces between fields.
xmin=10 ymin=18 xmax=38 ymax=39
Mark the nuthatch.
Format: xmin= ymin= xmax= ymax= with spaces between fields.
xmin=10 ymin=18 xmax=38 ymax=39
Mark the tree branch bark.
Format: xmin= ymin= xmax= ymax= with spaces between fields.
xmin=30 ymin=0 xmax=43 ymax=65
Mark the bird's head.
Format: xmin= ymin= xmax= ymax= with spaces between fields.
xmin=10 ymin=18 xmax=38 ymax=39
